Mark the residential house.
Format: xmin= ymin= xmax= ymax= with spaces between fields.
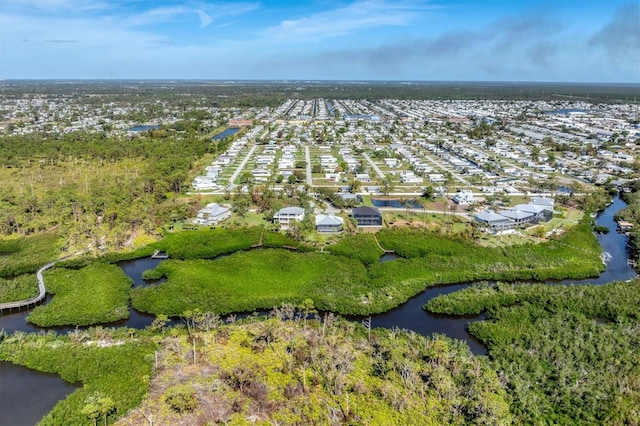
xmin=512 ymin=203 xmax=553 ymax=221
xmin=325 ymin=173 xmax=342 ymax=182
xmin=452 ymin=190 xmax=475 ymax=205
xmin=400 ymin=171 xmax=423 ymax=184
xmin=352 ymin=206 xmax=383 ymax=227
xmin=194 ymin=203 xmax=231 ymax=226
xmin=474 ymin=210 xmax=515 ymax=231
xmin=192 ymin=176 xmax=218 ymax=190
xmin=273 ymin=207 xmax=306 ymax=228
xmin=531 ymin=197 xmax=555 ymax=208
xmin=384 ymin=158 xmax=401 ymax=168
xmin=498 ymin=209 xmax=535 ymax=225
xmin=315 ymin=215 xmax=344 ymax=233
xmin=429 ymin=173 xmax=445 ymax=183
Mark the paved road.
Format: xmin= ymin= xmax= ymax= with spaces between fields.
xmin=361 ymin=152 xmax=386 ymax=179
xmin=228 ymin=144 xmax=258 ymax=186
xmin=304 ymin=145 xmax=314 ymax=186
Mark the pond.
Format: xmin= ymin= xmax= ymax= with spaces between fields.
xmin=543 ymin=108 xmax=591 ymax=115
xmin=128 ymin=124 xmax=160 ymax=132
xmin=379 ymin=253 xmax=402 ymax=263
xmin=211 ymin=128 xmax=240 ymax=140
xmin=371 ymin=198 xmax=423 ymax=209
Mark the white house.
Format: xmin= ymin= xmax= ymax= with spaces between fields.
xmin=429 ymin=173 xmax=445 ymax=183
xmin=192 ymin=176 xmax=218 ymax=190
xmin=194 ymin=203 xmax=231 ymax=225
xmin=273 ymin=206 xmax=306 ymax=228
xmin=452 ymin=190 xmax=475 ymax=205
xmin=400 ymin=171 xmax=424 ymax=184
xmin=325 ymin=173 xmax=342 ymax=182
xmin=384 ymin=158 xmax=401 ymax=168
xmin=251 ymin=168 xmax=272 ymax=178
xmin=356 ymin=173 xmax=371 ymax=182
xmin=531 ymin=197 xmax=555 ymax=208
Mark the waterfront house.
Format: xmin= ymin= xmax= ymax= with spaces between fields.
xmin=315 ymin=215 xmax=344 ymax=233
xmin=513 ymin=203 xmax=553 ymax=221
xmin=498 ymin=209 xmax=535 ymax=225
xmin=352 ymin=206 xmax=383 ymax=227
xmin=194 ymin=203 xmax=231 ymax=226
xmin=531 ymin=197 xmax=555 ymax=208
xmin=273 ymin=207 xmax=306 ymax=228
xmin=474 ymin=210 xmax=514 ymax=231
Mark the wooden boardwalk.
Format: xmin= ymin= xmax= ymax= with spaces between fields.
xmin=0 ymin=262 xmax=54 ymax=314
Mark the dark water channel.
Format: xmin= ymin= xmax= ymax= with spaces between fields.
xmin=211 ymin=127 xmax=240 ymax=140
xmin=372 ymin=198 xmax=423 ymax=209
xmin=0 ymin=196 xmax=635 ymax=424
xmin=129 ymin=124 xmax=160 ymax=132
xmin=0 ymin=361 xmax=78 ymax=426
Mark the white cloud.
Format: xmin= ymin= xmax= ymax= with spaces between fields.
xmin=125 ymin=2 xmax=259 ymax=29
xmin=264 ymin=0 xmax=434 ymax=41
xmin=197 ymin=10 xmax=212 ymax=28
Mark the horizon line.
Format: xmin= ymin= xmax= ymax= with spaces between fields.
xmin=1 ymin=78 xmax=639 ymax=86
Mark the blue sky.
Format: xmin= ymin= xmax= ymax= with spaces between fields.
xmin=0 ymin=0 xmax=638 ymax=82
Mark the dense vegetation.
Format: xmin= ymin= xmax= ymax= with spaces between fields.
xmin=426 ymin=279 xmax=640 ymax=424
xmin=153 ymin=226 xmax=310 ymax=260
xmin=27 ymin=263 xmax=132 ymax=326
xmin=619 ymin=187 xmax=640 ymax=262
xmin=328 ymin=233 xmax=383 ymax=265
xmin=131 ymin=250 xmax=369 ymax=316
xmin=0 ymin=233 xmax=60 ymax=277
xmin=0 ymin=131 xmax=226 ymax=252
xmin=2 ymin=80 xmax=637 ymax=103
xmin=0 ymin=274 xmax=39 ymax=303
xmin=0 ymin=328 xmax=156 ymax=426
xmin=118 ymin=312 xmax=511 ymax=425
xmin=130 ymin=217 xmax=603 ymax=316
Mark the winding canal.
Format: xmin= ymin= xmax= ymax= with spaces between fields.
xmin=0 ymin=195 xmax=636 ymax=424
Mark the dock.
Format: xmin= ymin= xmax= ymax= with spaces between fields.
xmin=151 ymin=250 xmax=169 ymax=259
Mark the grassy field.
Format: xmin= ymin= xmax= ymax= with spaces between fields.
xmin=27 ymin=263 xmax=133 ymax=326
